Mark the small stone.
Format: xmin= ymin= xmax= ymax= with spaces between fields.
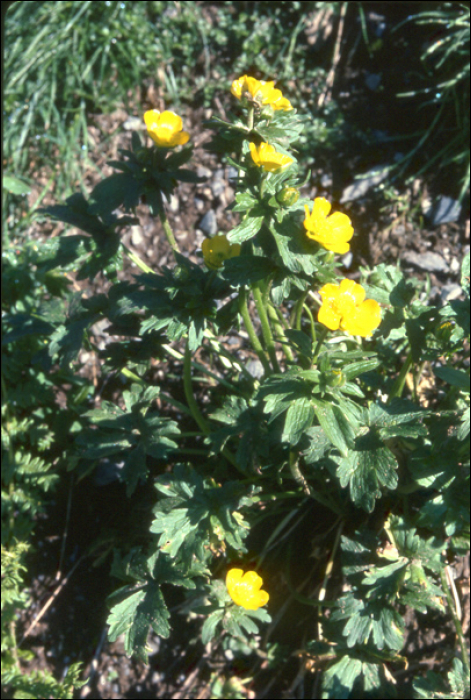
xmin=341 ymin=251 xmax=353 ymax=269
xmin=402 ymin=250 xmax=449 ymax=273
xmin=440 ymin=283 xmax=462 ymax=303
xmin=321 ymin=173 xmax=333 ymax=188
xmin=162 ymin=193 xmax=178 ymax=212
xmin=365 ymin=73 xmax=381 ymax=91
xmin=123 ymin=116 xmax=143 ymax=131
xmin=211 ymin=179 xmax=225 ymax=197
xmin=199 ymin=210 xmax=218 ymax=236
xmin=246 ymin=359 xmax=265 ymax=379
xmin=423 ymin=196 xmax=462 ymax=225
xmin=131 ymin=225 xmax=144 ymax=247
xmin=340 ymin=165 xmax=390 ymax=202
xmin=227 ymin=166 xmax=239 ymax=182
xmin=197 ymin=165 xmax=212 ymax=180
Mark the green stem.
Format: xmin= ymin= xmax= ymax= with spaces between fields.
xmin=389 ymin=350 xmax=413 ymax=401
xmin=122 ymin=244 xmax=155 ymax=275
xmin=289 ymin=450 xmax=310 ymax=496
xmin=183 ymin=341 xmax=243 ymax=473
xmin=274 ymin=305 xmax=289 ymax=329
xmin=288 ymin=451 xmax=342 ymax=514
xmin=238 ymin=286 xmax=272 ymax=375
xmin=183 ymin=342 xmax=211 ymax=435
xmin=252 ymin=281 xmax=280 ymax=373
xmin=312 ymin=326 xmax=328 ymax=364
xmin=120 ymin=367 xmax=193 ymax=416
xmin=303 ymin=304 xmax=316 ymax=344
xmin=159 ymin=207 xmax=180 ymax=255
xmin=267 ymin=304 xmax=294 ymax=363
xmin=294 ymin=291 xmax=309 ymax=330
xmin=204 ymin=330 xmax=256 ymax=384
xmin=440 ymin=567 xmax=470 ymax=674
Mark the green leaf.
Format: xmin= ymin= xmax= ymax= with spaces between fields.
xmin=433 ymin=365 xmax=470 ymax=392
xmin=342 ymin=358 xmax=380 ymax=380
xmin=227 ymin=215 xmax=264 ymax=244
xmin=369 ymin=400 xmax=427 ymax=434
xmin=461 ymin=252 xmax=470 ymax=296
xmin=76 ymin=430 xmax=133 ymax=459
xmin=336 ymin=441 xmax=398 ymax=512
xmin=232 ymin=192 xmax=258 ymax=212
xmin=364 ymin=263 xmax=415 ymax=308
xmin=88 ymin=173 xmax=143 ymax=215
xmin=201 ymin=610 xmax=224 ymax=645
xmin=363 ymin=559 xmax=408 ymax=600
xmin=312 ymin=399 xmax=349 ymax=454
xmin=151 ymin=465 xmax=256 ymax=563
xmin=2 ymin=313 xmax=55 ymax=344
xmin=221 ymin=256 xmax=275 ymax=286
xmin=282 ymin=397 xmax=314 ymax=446
xmin=333 ymin=593 xmax=405 ymax=650
xmin=3 ymin=175 xmax=31 ymax=194
xmin=302 ymin=427 xmax=331 ymax=464
xmin=457 ymin=406 xmax=470 ymax=440
xmin=284 ymin=329 xmax=313 ymax=358
xmin=107 ymin=582 xmax=170 ymax=663
xmin=321 ymin=655 xmax=364 ymax=697
xmin=38 ymin=193 xmax=107 ymax=237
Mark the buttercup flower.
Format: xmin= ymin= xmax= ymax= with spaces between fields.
xmin=318 ymin=279 xmax=382 ymax=338
xmin=226 ymin=568 xmax=269 ymax=611
xmin=202 ymin=235 xmax=241 ymax=270
xmin=231 ymin=75 xmax=292 ymax=110
xmin=143 ymin=109 xmax=190 ymax=148
xmin=304 ymin=197 xmax=354 ymax=254
xmin=249 ymin=141 xmax=293 ymax=173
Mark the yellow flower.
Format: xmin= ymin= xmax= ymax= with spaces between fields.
xmin=304 ymin=197 xmax=354 ymax=255
xmin=231 ymin=75 xmax=292 ymax=110
xmin=318 ymin=279 xmax=382 ymax=338
xmin=226 ymin=568 xmax=269 ymax=611
xmin=143 ymin=109 xmax=190 ymax=148
xmin=202 ymin=235 xmax=241 ymax=270
xmin=249 ymin=142 xmax=293 ymax=173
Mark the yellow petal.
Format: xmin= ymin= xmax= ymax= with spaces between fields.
xmin=312 ymin=197 xmax=332 ymax=219
xmin=318 ymin=303 xmax=341 ymax=330
xmin=249 ymin=141 xmax=293 ymax=172
xmin=338 ymin=279 xmax=365 ymax=306
xmin=226 ymin=568 xmax=269 ymax=610
xmin=341 ymin=299 xmax=382 ymax=337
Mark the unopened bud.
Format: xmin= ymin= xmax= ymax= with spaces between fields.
xmin=276 ymin=186 xmax=299 ymax=206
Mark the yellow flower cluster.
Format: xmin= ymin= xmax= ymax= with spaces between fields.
xmin=202 ymin=234 xmax=241 ymax=270
xmin=226 ymin=568 xmax=269 ymax=610
xmin=231 ymin=75 xmax=292 ymax=111
xmin=304 ymin=197 xmax=354 ymax=255
xmin=318 ymin=279 xmax=382 ymax=338
xmin=144 ymin=109 xmax=190 ymax=148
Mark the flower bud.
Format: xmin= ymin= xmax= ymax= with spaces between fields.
xmin=276 ymin=186 xmax=299 ymax=206
xmin=325 ymin=369 xmax=345 ymax=387
xmin=435 ymin=320 xmax=454 ymax=342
